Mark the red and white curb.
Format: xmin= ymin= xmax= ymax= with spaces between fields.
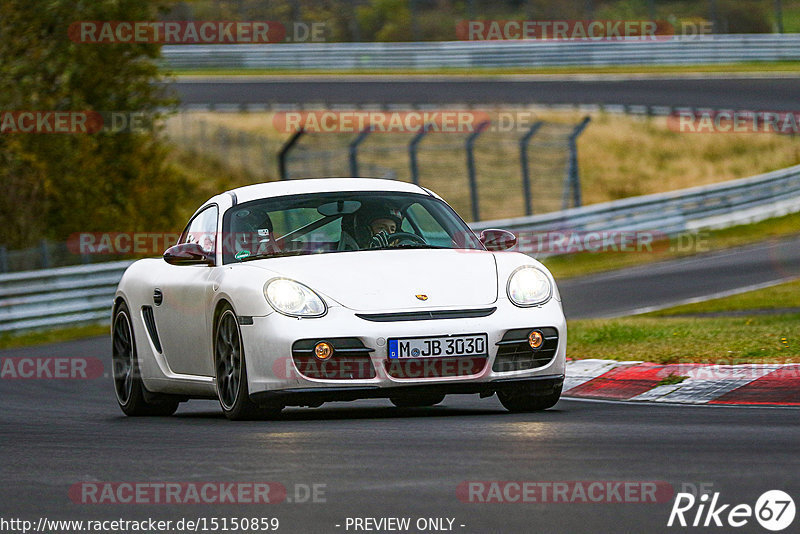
xmin=563 ymin=359 xmax=800 ymax=406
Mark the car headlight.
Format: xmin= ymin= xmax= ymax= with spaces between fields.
xmin=264 ymin=278 xmax=327 ymax=317
xmin=507 ymin=266 xmax=553 ymax=307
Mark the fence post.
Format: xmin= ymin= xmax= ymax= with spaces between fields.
xmin=40 ymin=239 xmax=50 ymax=269
xmin=0 ymin=245 xmax=7 ymax=273
xmin=349 ymin=126 xmax=372 ymax=177
xmin=278 ymin=128 xmax=305 ymax=180
xmin=408 ymin=123 xmax=432 ymax=185
xmin=519 ymin=121 xmax=544 ymax=216
xmin=562 ymin=116 xmax=591 ymax=210
xmin=465 ymin=121 xmax=490 ymax=222
xmin=709 ymin=0 xmax=719 ymax=33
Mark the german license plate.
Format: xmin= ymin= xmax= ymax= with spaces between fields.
xmin=388 ymin=334 xmax=488 ymax=359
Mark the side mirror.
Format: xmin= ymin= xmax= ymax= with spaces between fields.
xmin=479 ymin=229 xmax=517 ymax=251
xmin=163 ymin=243 xmax=214 ymax=266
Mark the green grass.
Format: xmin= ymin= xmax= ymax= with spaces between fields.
xmin=784 ymin=4 xmax=800 ymax=32
xmin=0 ymin=324 xmax=109 ymax=351
xmin=568 ymin=314 xmax=799 ymax=364
xmin=657 ymin=374 xmax=689 ymax=386
xmin=568 ymin=279 xmax=800 ymax=364
xmin=543 ymin=211 xmax=800 ymax=279
xmin=649 ymin=279 xmax=800 ymax=316
xmin=168 ymin=61 xmax=800 ymax=77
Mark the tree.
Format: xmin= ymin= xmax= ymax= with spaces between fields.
xmin=0 ymin=0 xmax=190 ymax=250
xmin=357 ymin=0 xmax=414 ymax=41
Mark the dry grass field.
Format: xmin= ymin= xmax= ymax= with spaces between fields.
xmin=166 ymin=109 xmax=800 ymax=222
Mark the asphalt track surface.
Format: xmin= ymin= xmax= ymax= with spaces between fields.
xmin=558 ymin=234 xmax=800 ymax=319
xmin=1 ymin=363 xmax=798 ymax=534
xmin=172 ymin=76 xmax=800 ymax=110
xmin=2 ymin=238 xmax=799 ymax=533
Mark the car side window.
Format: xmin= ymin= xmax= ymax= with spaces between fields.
xmin=180 ymin=205 xmax=218 ymax=255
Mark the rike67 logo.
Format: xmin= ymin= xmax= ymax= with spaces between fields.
xmin=668 ymin=490 xmax=795 ymax=531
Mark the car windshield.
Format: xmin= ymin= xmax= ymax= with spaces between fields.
xmin=221 ymin=191 xmax=483 ymax=264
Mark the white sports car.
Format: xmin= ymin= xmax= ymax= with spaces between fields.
xmin=112 ymin=178 xmax=566 ymax=420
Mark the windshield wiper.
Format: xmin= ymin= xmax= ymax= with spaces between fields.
xmin=367 ymin=244 xmax=447 ymax=250
xmin=238 ymin=251 xmax=304 ymax=262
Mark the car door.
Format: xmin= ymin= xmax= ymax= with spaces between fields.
xmin=152 ymin=205 xmax=219 ymax=377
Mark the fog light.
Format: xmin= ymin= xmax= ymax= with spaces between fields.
xmin=528 ymin=330 xmax=544 ymax=350
xmin=314 ymin=341 xmax=334 ymax=360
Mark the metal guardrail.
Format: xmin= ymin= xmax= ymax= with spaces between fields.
xmin=162 ymin=34 xmax=800 ymax=70
xmin=469 ymin=164 xmax=800 ymax=235
xmin=0 ymin=261 xmax=133 ymax=334
xmin=1 ymin=164 xmax=799 ymax=335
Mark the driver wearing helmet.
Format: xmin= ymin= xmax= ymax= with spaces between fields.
xmin=367 ymin=207 xmax=403 ymax=248
xmin=354 ymin=204 xmax=404 ymax=249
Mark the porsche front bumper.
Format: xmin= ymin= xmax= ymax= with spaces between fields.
xmin=239 ymin=297 xmax=567 ymax=404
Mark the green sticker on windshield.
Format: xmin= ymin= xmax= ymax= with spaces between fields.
xmin=235 ymin=250 xmax=251 ymax=260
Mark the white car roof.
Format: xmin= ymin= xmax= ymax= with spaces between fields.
xmin=226 ymin=178 xmax=431 ymax=205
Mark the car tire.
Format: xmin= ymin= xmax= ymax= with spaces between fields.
xmin=112 ymin=302 xmax=179 ymax=417
xmin=498 ymin=386 xmax=562 ymax=413
xmin=214 ymin=305 xmax=282 ymax=421
xmin=390 ymin=393 xmax=446 ymax=408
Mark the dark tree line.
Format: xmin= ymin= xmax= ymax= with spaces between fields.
xmin=0 ymin=0 xmax=194 ymax=249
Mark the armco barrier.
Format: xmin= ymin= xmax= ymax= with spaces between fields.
xmin=470 ymin=164 xmax=800 ymax=236
xmin=0 ymin=261 xmax=133 ymax=334
xmin=161 ymin=34 xmax=800 ymax=70
xmin=1 ymin=164 xmax=799 ymax=334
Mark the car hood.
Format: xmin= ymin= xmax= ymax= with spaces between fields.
xmin=248 ymin=249 xmax=498 ymax=311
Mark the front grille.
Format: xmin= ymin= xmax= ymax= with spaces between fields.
xmin=492 ymin=327 xmax=559 ymax=372
xmin=384 ymin=356 xmax=488 ymax=379
xmin=356 ymin=307 xmax=496 ymax=322
xmin=291 ymin=338 xmax=376 ymax=380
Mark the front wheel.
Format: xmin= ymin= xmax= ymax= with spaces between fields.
xmin=112 ymin=302 xmax=179 ymax=416
xmin=215 ymin=306 xmax=282 ymax=420
xmin=498 ymin=386 xmax=562 ymax=413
